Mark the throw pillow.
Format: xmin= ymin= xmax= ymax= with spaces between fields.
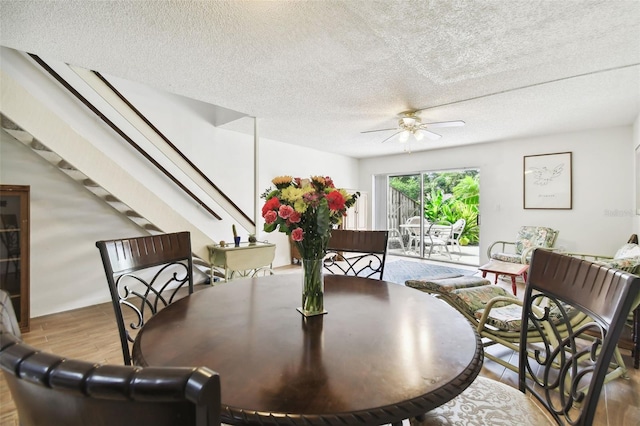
xmin=614 ymin=243 xmax=640 ymax=259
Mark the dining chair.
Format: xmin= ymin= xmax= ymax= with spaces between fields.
xmin=96 ymin=231 xmax=194 ymax=365
xmin=0 ymin=288 xmax=21 ymax=338
xmin=323 ymin=229 xmax=389 ymax=279
xmin=415 ymin=249 xmax=640 ymax=426
xmin=0 ymin=289 xmax=222 ymax=426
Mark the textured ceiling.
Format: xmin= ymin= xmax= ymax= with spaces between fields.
xmin=1 ymin=1 xmax=639 ymax=158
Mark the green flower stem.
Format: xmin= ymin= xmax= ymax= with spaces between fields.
xmin=301 ymin=258 xmax=324 ymax=315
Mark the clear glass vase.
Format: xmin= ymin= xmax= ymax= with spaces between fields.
xmin=298 ymin=257 xmax=327 ymax=316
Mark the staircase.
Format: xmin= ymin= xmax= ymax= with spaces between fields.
xmin=0 ymin=50 xmax=254 ymax=265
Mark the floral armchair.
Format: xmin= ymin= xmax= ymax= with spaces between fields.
xmin=487 ymin=225 xmax=559 ymax=264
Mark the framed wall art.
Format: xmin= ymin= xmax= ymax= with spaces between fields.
xmin=523 ymin=151 xmax=572 ymax=209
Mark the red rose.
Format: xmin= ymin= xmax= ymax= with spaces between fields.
xmin=262 ymin=197 xmax=280 ymax=217
xmin=291 ymin=228 xmax=304 ymax=241
xmin=326 ymin=190 xmax=346 ymax=211
xmin=278 ymin=205 xmax=294 ymax=219
xmin=264 ymin=210 xmax=277 ymax=224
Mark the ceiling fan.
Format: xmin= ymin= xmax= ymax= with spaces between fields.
xmin=362 ymin=111 xmax=465 ymax=143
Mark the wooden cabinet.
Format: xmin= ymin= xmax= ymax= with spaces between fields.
xmin=0 ymin=185 xmax=30 ymax=332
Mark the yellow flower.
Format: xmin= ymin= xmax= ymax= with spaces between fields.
xmin=294 ymin=199 xmax=308 ymax=213
xmin=281 ymin=186 xmax=305 ymax=203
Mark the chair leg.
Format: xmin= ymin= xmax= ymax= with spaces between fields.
xmin=443 ymin=244 xmax=452 ymax=259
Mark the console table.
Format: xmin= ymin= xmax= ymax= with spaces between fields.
xmin=207 ymin=241 xmax=276 ymax=282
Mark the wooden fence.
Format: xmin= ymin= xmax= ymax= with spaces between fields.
xmin=387 ymin=187 xmax=420 ymax=231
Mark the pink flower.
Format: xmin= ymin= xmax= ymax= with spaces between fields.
xmin=264 ymin=210 xmax=278 ymax=224
xmin=291 ymin=228 xmax=304 ymax=241
xmin=288 ymin=210 xmax=301 ymax=224
xmin=324 ymin=176 xmax=334 ymax=188
xmin=278 ymin=205 xmax=294 ymax=219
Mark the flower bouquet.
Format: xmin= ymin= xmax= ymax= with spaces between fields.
xmin=261 ymin=175 xmax=358 ymax=315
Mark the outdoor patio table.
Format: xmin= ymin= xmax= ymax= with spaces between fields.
xmin=133 ymin=274 xmax=483 ymax=426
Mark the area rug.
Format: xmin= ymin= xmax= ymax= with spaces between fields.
xmin=382 ymin=259 xmax=474 ymax=285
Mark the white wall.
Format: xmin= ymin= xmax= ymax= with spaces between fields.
xmin=360 ymin=126 xmax=635 ymax=262
xmin=634 ymin=113 xmax=640 ymax=235
xmin=1 ymin=131 xmax=146 ymax=316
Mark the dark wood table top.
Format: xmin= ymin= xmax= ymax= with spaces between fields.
xmin=133 ymin=274 xmax=483 ymax=425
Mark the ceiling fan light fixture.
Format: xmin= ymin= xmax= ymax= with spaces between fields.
xmin=414 ymin=130 xmax=425 ymax=141
xmin=401 ymin=116 xmax=417 ymax=127
xmin=399 ymin=130 xmax=411 ymax=142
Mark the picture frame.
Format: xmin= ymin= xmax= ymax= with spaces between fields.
xmin=523 ymin=152 xmax=572 ymax=209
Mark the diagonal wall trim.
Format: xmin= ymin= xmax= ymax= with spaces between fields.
xmin=92 ymin=71 xmax=254 ymax=228
xmin=28 ymin=54 xmax=222 ymax=221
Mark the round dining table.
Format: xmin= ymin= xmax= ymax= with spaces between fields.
xmin=133 ymin=273 xmax=483 ymax=426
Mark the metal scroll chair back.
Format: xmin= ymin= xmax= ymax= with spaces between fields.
xmin=418 ymin=249 xmax=640 ymax=426
xmin=0 ymin=289 xmax=221 ymax=426
xmin=520 ymin=249 xmax=640 ymax=424
xmin=323 ymin=230 xmax=389 ymax=279
xmin=96 ymin=232 xmax=194 ymax=365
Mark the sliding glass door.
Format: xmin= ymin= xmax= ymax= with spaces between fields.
xmin=384 ymin=169 xmax=479 ymax=266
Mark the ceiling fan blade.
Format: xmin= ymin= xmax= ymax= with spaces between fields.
xmin=380 ymin=131 xmax=402 ymax=143
xmin=422 ymin=120 xmax=465 ymax=128
xmin=422 ymin=130 xmax=442 ymax=140
xmin=361 ymin=127 xmax=398 ymax=134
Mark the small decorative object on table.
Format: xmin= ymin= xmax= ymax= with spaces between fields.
xmin=261 ymin=175 xmax=358 ymax=316
xmin=248 ymin=234 xmax=257 ymax=245
xmin=232 ymin=224 xmax=240 ymax=247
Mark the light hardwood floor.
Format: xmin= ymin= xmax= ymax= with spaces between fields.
xmin=1 ymin=269 xmax=638 ymax=425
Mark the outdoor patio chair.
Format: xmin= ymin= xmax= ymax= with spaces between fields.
xmin=487 ymin=225 xmax=559 ymax=264
xmin=323 ymin=230 xmax=389 ymax=279
xmin=415 ymin=249 xmax=640 ymax=425
xmin=406 ymin=249 xmax=630 ymax=384
xmin=448 ymin=218 xmax=466 ymax=252
xmin=404 ymin=215 xmax=423 ymax=252
xmin=96 ymin=231 xmax=194 ymax=365
xmin=421 ymin=221 xmax=453 ymax=259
